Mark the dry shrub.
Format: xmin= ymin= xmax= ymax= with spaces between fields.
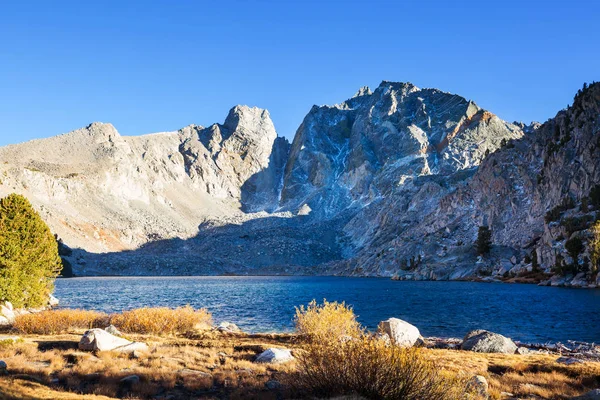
xmin=13 ymin=309 xmax=108 ymax=334
xmin=295 ymin=300 xmax=362 ymax=343
xmin=110 ymin=306 xmax=212 ymax=335
xmin=294 ymin=336 xmax=467 ymax=400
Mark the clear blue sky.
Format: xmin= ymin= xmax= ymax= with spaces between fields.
xmin=1 ymin=1 xmax=598 ymax=146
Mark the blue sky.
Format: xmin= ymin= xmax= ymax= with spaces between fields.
xmin=0 ymin=1 xmax=598 ymax=145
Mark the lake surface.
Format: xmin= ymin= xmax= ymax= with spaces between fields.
xmin=54 ymin=276 xmax=600 ymax=343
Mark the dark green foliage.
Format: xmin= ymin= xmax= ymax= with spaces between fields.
xmin=565 ymin=237 xmax=584 ymax=263
xmin=0 ymin=194 xmax=62 ymax=307
xmin=590 ymin=185 xmax=600 ymax=209
xmin=545 ymin=197 xmax=576 ymax=223
xmin=476 ymin=226 xmax=492 ymax=255
xmin=561 ymin=215 xmax=593 ymax=236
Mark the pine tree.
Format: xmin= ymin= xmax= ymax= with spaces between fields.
xmin=476 ymin=226 xmax=492 ymax=255
xmin=0 ymin=194 xmax=62 ymax=308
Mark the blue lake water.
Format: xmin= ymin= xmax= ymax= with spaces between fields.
xmin=54 ymin=276 xmax=600 ymax=343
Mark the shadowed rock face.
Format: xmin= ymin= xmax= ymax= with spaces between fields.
xmin=0 ymin=81 xmax=597 ymax=281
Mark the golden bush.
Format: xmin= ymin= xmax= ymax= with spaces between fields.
xmin=294 ymin=299 xmax=362 ymax=343
xmin=294 ymin=336 xmax=467 ymax=400
xmin=13 ymin=309 xmax=108 ymax=334
xmin=110 ymin=306 xmax=212 ymax=335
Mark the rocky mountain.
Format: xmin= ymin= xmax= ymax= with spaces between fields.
xmin=1 ymin=81 xmax=598 ymax=285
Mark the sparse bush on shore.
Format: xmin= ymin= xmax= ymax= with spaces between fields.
xmin=294 ymin=300 xmax=362 ymax=343
xmin=13 ymin=309 xmax=108 ymax=335
xmin=110 ymin=306 xmax=212 ymax=335
xmin=13 ymin=306 xmax=212 ymax=335
xmin=294 ymin=334 xmax=466 ymax=399
xmin=293 ymin=300 xmax=466 ymax=399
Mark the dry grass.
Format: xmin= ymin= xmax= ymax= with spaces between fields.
xmin=110 ymin=305 xmax=212 ymax=335
xmin=432 ymin=349 xmax=600 ymax=399
xmin=294 ymin=299 xmax=362 ymax=342
xmin=13 ymin=309 xmax=109 ymax=334
xmin=0 ymin=332 xmax=294 ymax=400
xmin=12 ymin=306 xmax=212 ymax=336
xmin=0 ymin=333 xmax=598 ymax=399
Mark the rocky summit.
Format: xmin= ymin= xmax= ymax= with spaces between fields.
xmin=0 ymin=81 xmax=598 ymax=284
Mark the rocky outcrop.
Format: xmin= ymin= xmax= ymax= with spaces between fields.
xmin=461 ymin=330 xmax=517 ymax=354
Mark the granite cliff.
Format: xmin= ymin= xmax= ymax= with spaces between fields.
xmin=0 ymin=81 xmax=598 ymax=285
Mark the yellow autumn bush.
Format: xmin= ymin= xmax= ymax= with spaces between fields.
xmin=295 ymin=335 xmax=467 ymax=399
xmin=110 ymin=306 xmax=212 ymax=335
xmin=294 ymin=299 xmax=362 ymax=343
xmin=13 ymin=309 xmax=108 ymax=334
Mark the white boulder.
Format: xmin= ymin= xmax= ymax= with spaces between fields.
xmin=0 ymin=303 xmax=15 ymax=324
xmin=255 ymin=348 xmax=294 ymax=364
xmin=48 ymin=295 xmax=59 ymax=307
xmin=377 ymin=318 xmax=421 ymax=347
xmin=79 ymin=329 xmax=145 ymax=353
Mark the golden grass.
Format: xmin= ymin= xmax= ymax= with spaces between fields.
xmin=110 ymin=305 xmax=212 ymax=335
xmin=13 ymin=309 xmax=108 ymax=334
xmin=12 ymin=306 xmax=212 ymax=336
xmin=0 ymin=332 xmax=597 ymax=400
xmin=431 ymin=349 xmax=600 ymax=399
xmin=294 ymin=299 xmax=362 ymax=342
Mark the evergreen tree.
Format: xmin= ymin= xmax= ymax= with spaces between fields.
xmin=476 ymin=226 xmax=492 ymax=255
xmin=0 ymin=194 xmax=62 ymax=307
xmin=590 ymin=221 xmax=600 ymax=275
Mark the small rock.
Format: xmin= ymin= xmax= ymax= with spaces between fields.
xmin=461 ymin=330 xmax=517 ymax=354
xmin=0 ymin=360 xmax=7 ymax=373
xmin=517 ymin=346 xmax=531 ymax=355
xmin=255 ymin=348 xmax=294 ymax=364
xmin=378 ymin=318 xmax=421 ymax=347
xmin=556 ymin=356 xmax=584 ymax=365
xmin=48 ymin=295 xmax=59 ymax=307
xmin=466 ymin=375 xmax=488 ymax=398
xmin=0 ymin=304 xmax=15 ymax=324
xmin=216 ymin=322 xmax=242 ymax=333
xmin=120 ymin=375 xmax=140 ymax=385
xmin=265 ymin=380 xmax=282 ymax=390
xmin=571 ymin=389 xmax=600 ymax=399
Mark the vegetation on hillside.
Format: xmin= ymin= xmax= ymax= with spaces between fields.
xmin=476 ymin=226 xmax=492 ymax=255
xmin=0 ymin=193 xmax=62 ymax=308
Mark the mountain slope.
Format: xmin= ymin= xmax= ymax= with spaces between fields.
xmin=1 ymin=81 xmax=597 ymax=284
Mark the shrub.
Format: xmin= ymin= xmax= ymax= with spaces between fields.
xmin=561 ymin=215 xmax=593 ymax=236
xmin=13 ymin=309 xmax=108 ymax=334
xmin=589 ymin=221 xmax=600 ymax=275
xmin=0 ymin=194 xmax=62 ymax=308
xmin=295 ymin=300 xmax=362 ymax=343
xmin=476 ymin=226 xmax=492 ymax=255
xmin=110 ymin=306 xmax=212 ymax=335
xmin=590 ymin=185 xmax=600 ymax=209
xmin=294 ymin=336 xmax=466 ymax=399
xmin=565 ymin=237 xmax=584 ymax=264
xmin=545 ymin=197 xmax=576 ymax=223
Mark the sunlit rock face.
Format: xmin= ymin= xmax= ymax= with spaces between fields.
xmin=280 ymin=81 xmax=522 ymax=217
xmin=1 ymin=81 xmax=597 ymax=281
